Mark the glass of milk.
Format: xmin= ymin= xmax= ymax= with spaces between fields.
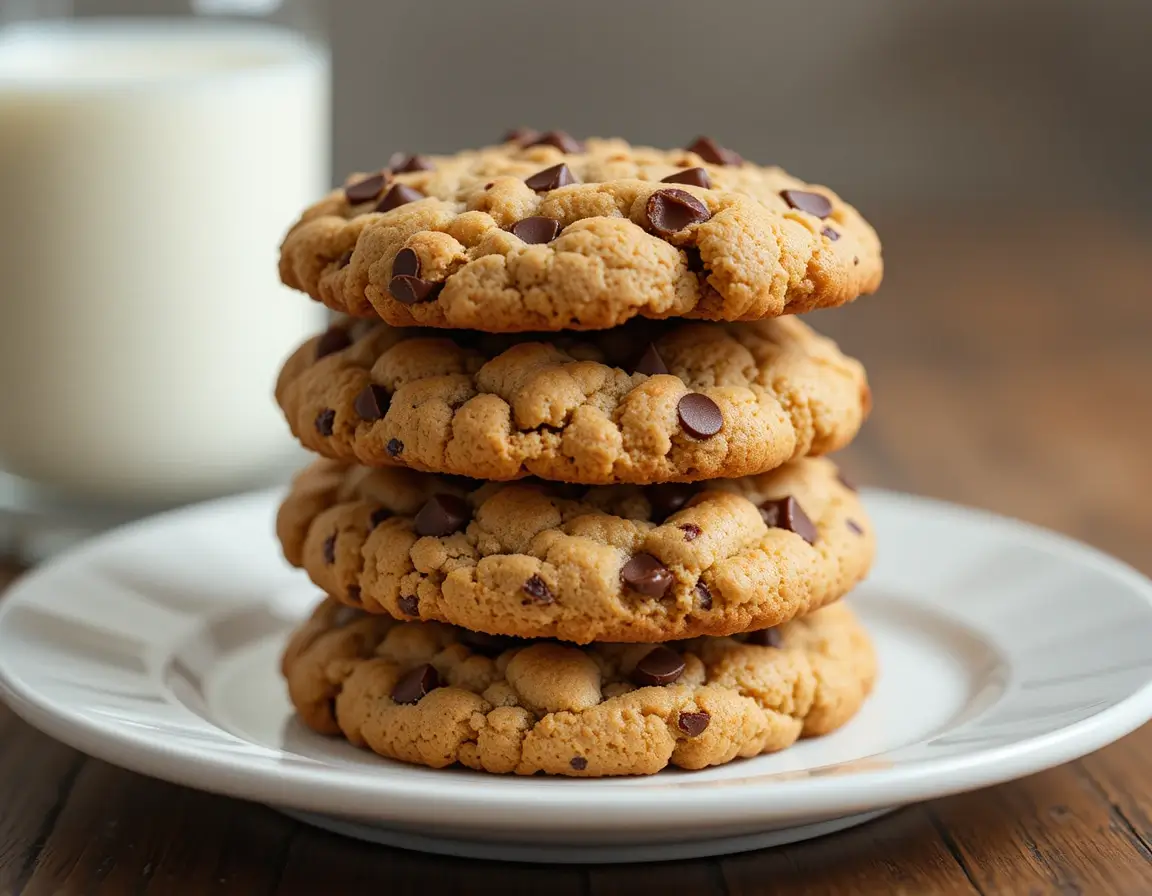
xmin=0 ymin=1 xmax=329 ymax=555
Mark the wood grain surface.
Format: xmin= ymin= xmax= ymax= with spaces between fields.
xmin=1 ymin=216 xmax=1150 ymax=895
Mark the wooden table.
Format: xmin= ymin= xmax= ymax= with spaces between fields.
xmin=2 ymin=216 xmax=1150 ymax=895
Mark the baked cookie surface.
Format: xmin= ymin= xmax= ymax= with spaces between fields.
xmin=282 ymin=597 xmax=876 ymax=777
xmin=277 ymin=456 xmax=873 ymax=644
xmin=279 ymin=134 xmax=882 ymax=332
xmin=274 ymin=315 xmax=869 ymax=486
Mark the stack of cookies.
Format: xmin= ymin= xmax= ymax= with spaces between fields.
xmin=273 ymin=132 xmax=882 ymax=777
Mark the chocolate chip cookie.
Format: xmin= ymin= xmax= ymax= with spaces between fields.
xmin=274 ymin=314 xmax=869 ymax=486
xmin=279 ymin=134 xmax=882 ymax=332
xmin=283 ymin=596 xmax=875 ymax=776
xmin=276 ymin=456 xmax=873 ymax=644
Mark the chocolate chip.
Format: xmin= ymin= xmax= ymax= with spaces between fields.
xmin=388 ymin=152 xmax=433 ymax=173
xmin=459 ymin=630 xmax=521 ymax=657
xmin=386 ymin=438 xmax=404 ymax=457
xmin=631 ymin=646 xmax=685 ymax=686
xmin=685 ymin=136 xmax=743 ymax=166
xmin=414 ymin=493 xmax=471 ymax=537
xmin=645 ymin=189 xmax=711 ymax=236
xmin=391 ymin=663 xmax=439 ymax=704
xmin=677 ymin=393 xmax=723 ymax=438
xmin=836 ymin=471 xmax=858 ymax=492
xmin=822 ymin=226 xmax=840 ymax=241
xmin=346 ymin=585 xmax=361 ymax=604
xmin=661 ymin=167 xmax=712 ymax=189
xmin=397 ymin=594 xmax=419 ymax=616
xmin=781 ymin=189 xmax=833 ymax=218
xmin=694 ymin=580 xmax=712 ymax=610
xmin=315 ymin=327 xmax=352 ymax=360
xmin=522 ymin=574 xmax=555 ymax=604
xmin=354 ymin=383 xmax=389 ymax=421
xmin=527 ymin=130 xmax=583 ymax=153
xmin=746 ymin=627 xmax=783 ymax=648
xmin=621 ymin=553 xmax=673 ymax=599
xmin=684 ymin=247 xmax=706 ymax=273
xmin=345 ymin=173 xmax=387 ymax=204
xmin=376 ymin=183 xmax=425 ymax=213
xmin=677 ymin=710 xmax=711 ymax=737
xmin=569 ymin=756 xmax=588 ymax=771
xmin=504 ymin=127 xmax=540 ymax=146
xmin=634 ymin=343 xmax=669 ymax=376
xmin=390 ymin=274 xmax=441 ymax=305
xmin=315 ymin=408 xmax=336 ymax=436
xmin=680 ymin=523 xmax=702 ymax=542
xmin=524 ymin=163 xmax=578 ymax=192
xmin=369 ymin=507 xmax=391 ymax=529
xmin=847 ymin=519 xmax=864 ymax=535
xmin=322 ymin=533 xmax=336 ymax=564
xmin=393 ymin=247 xmax=420 ymax=277
xmin=511 ymin=216 xmax=561 ymax=244
xmin=645 ymin=483 xmax=696 ymax=522
xmin=759 ymin=496 xmax=818 ymax=545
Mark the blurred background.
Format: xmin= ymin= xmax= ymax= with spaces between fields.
xmin=1 ymin=0 xmax=1149 ymax=567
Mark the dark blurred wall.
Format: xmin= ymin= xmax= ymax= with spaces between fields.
xmin=333 ymin=0 xmax=1151 ymax=222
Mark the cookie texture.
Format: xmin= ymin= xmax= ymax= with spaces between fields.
xmin=276 ymin=456 xmax=873 ymax=644
xmin=282 ymin=597 xmax=876 ymax=776
xmin=274 ymin=314 xmax=870 ymax=485
xmin=279 ymin=135 xmax=882 ymax=332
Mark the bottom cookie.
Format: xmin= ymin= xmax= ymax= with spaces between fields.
xmin=282 ymin=597 xmax=876 ymax=777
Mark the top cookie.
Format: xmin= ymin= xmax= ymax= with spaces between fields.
xmin=279 ymin=133 xmax=882 ymax=333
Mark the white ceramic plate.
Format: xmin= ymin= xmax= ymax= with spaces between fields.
xmin=1 ymin=488 xmax=1152 ymax=864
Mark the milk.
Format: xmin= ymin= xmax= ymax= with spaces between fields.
xmin=0 ymin=20 xmax=329 ymax=505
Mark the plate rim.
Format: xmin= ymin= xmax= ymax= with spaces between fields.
xmin=1 ymin=486 xmax=1151 ymax=830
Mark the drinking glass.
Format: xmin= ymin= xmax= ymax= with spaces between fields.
xmin=0 ymin=0 xmax=330 ymax=557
